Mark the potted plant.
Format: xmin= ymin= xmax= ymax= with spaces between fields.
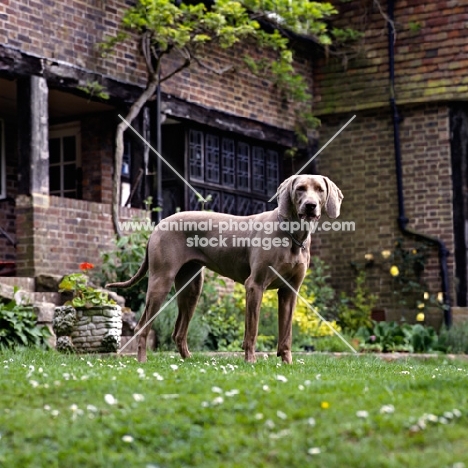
xmin=53 ymin=263 xmax=122 ymax=353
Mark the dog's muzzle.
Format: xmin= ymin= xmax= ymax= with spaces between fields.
xmin=298 ymin=203 xmax=320 ymax=221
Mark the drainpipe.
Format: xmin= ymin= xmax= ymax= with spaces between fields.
xmin=387 ymin=0 xmax=452 ymax=326
xmin=156 ymin=71 xmax=163 ymax=224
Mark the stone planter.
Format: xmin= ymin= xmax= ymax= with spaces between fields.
xmin=53 ymin=304 xmax=122 ymax=353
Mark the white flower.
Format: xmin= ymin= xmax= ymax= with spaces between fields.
xmin=426 ymin=414 xmax=438 ymax=423
xmin=307 ymin=417 xmax=316 ymax=426
xmin=438 ymin=417 xmax=449 ymax=424
xmin=269 ymin=429 xmax=291 ymax=439
xmin=298 ymin=385 xmax=305 ymax=391
xmin=29 ymin=380 xmax=39 ymax=388
xmin=262 ymin=385 xmax=270 ymax=392
xmin=153 ymin=372 xmax=164 ymax=381
xmin=199 ymin=368 xmax=206 ymax=373
xmin=225 ymin=389 xmax=239 ymax=397
xmin=315 ymin=374 xmax=321 ymax=380
xmin=453 ymin=409 xmax=462 ymax=418
xmin=133 ymin=393 xmax=145 ymax=402
xmin=379 ymin=404 xmax=395 ymax=414
xmin=277 ymin=410 xmax=287 ymax=420
xmin=400 ymin=371 xmax=410 ymax=375
xmin=122 ymin=435 xmax=134 ymax=443
xmin=51 ymin=410 xmax=60 ymax=417
xmin=304 ymin=380 xmax=312 ymax=386
xmin=70 ymin=404 xmax=79 ymax=412
xmin=87 ymin=361 xmax=94 ymax=367
xmin=87 ymin=405 xmax=98 ymax=413
xmin=44 ymin=405 xmax=51 ymax=411
xmin=308 ymin=447 xmax=321 ymax=455
xmin=276 ymin=375 xmax=288 ymax=383
xmin=264 ymin=419 xmax=275 ymax=429
xmin=104 ymin=394 xmax=117 ymax=405
xmin=211 ymin=386 xmax=223 ymax=394
xmin=443 ymin=411 xmax=454 ymax=419
xmin=356 ymin=410 xmax=369 ymax=419
xmin=201 ymin=401 xmax=209 ymax=408
xmin=212 ymin=396 xmax=224 ymax=406
xmin=255 ymin=413 xmax=264 ymax=420
xmin=170 ymin=364 xmax=179 ymax=371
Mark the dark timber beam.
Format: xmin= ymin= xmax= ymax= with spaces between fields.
xmin=17 ymin=75 xmax=49 ymax=195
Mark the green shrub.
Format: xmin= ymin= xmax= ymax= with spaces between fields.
xmin=97 ymin=221 xmax=151 ymax=314
xmin=337 ymin=271 xmax=376 ymax=334
xmin=356 ymin=321 xmax=438 ymax=353
xmin=0 ymin=294 xmax=51 ymax=350
xmin=437 ymin=321 xmax=468 ymax=354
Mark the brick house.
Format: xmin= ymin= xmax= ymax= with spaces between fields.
xmin=311 ymin=0 xmax=468 ymax=325
xmin=1 ymin=0 xmax=466 ymax=327
xmin=0 ymin=0 xmax=310 ymax=281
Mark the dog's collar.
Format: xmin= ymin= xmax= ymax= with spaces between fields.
xmin=277 ymin=214 xmax=307 ymax=250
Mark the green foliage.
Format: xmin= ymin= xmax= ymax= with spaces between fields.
xmin=77 ymin=81 xmax=110 ymax=100
xmin=97 ymin=220 xmax=151 ymax=313
xmin=59 ymin=273 xmax=116 ymax=309
xmin=152 ymin=300 xmax=210 ymax=352
xmin=337 ymin=271 xmax=376 ymax=334
xmin=438 ymin=321 xmax=468 ymax=354
xmin=103 ymin=0 xmax=351 ymax=143
xmin=0 ymin=294 xmax=50 ymax=350
xmin=356 ymin=321 xmax=438 ymax=353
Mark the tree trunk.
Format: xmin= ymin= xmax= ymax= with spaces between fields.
xmin=112 ymin=73 xmax=159 ymax=237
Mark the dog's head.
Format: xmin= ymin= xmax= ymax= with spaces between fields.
xmin=277 ymin=175 xmax=343 ymax=221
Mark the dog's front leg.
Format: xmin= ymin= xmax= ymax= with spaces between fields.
xmin=277 ymin=287 xmax=298 ymax=364
xmin=243 ymin=278 xmax=264 ymax=363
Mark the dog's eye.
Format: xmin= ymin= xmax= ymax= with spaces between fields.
xmin=318 ymin=187 xmax=325 ymax=193
xmin=296 ymin=185 xmax=306 ymax=192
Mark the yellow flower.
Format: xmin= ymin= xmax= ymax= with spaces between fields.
xmin=381 ymin=250 xmax=391 ymax=259
xmin=416 ymin=312 xmax=425 ymax=322
xmin=417 ymin=302 xmax=425 ymax=309
xmin=423 ymin=292 xmax=429 ymax=300
xmin=364 ymin=253 xmax=374 ymax=262
xmin=437 ymin=292 xmax=444 ymax=303
xmin=412 ymin=249 xmax=418 ymax=254
xmin=390 ymin=265 xmax=399 ymax=277
xmin=321 ymin=401 xmax=330 ymax=410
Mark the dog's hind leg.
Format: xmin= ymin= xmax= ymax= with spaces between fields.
xmin=243 ymin=277 xmax=264 ymax=363
xmin=172 ymin=263 xmax=204 ymax=359
xmin=135 ymin=276 xmax=173 ymax=362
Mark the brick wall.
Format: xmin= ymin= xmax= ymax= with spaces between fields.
xmin=1 ymin=0 xmax=313 ymax=132
xmin=15 ymin=194 xmax=145 ymax=277
xmin=314 ymin=0 xmax=468 ymax=114
xmin=315 ymin=102 xmax=455 ymax=315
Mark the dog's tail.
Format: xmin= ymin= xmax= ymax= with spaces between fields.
xmin=105 ymin=246 xmax=149 ymax=289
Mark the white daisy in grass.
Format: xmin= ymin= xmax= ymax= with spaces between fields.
xmin=87 ymin=405 xmax=98 ymax=413
xmin=153 ymin=372 xmax=164 ymax=381
xmin=307 ymin=417 xmax=316 ymax=426
xmin=308 ymin=447 xmax=321 ymax=455
xmin=379 ymin=404 xmax=395 ymax=414
xmin=211 ymin=386 xmax=223 ymax=394
xmin=133 ymin=393 xmax=145 ymax=402
xmin=453 ymin=409 xmax=462 ymax=418
xmin=44 ymin=405 xmax=51 ymax=411
xmin=122 ymin=435 xmax=134 ymax=443
xmin=212 ymin=396 xmax=224 ymax=406
xmin=264 ymin=419 xmax=275 ymax=429
xmin=276 ymin=375 xmax=288 ymax=383
xmin=262 ymin=385 xmax=270 ymax=392
xmin=356 ymin=410 xmax=369 ymax=419
xmin=51 ymin=410 xmax=60 ymax=418
xmin=276 ymin=410 xmax=287 ymax=420
xmin=104 ymin=394 xmax=117 ymax=405
xmin=29 ymin=380 xmax=39 ymax=388
xmin=225 ymin=389 xmax=239 ymax=397
xmin=170 ymin=364 xmax=179 ymax=371
xmin=255 ymin=413 xmax=264 ymax=420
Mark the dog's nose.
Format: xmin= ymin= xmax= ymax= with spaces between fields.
xmin=305 ymin=203 xmax=317 ymax=212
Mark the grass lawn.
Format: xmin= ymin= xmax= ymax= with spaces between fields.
xmin=1 ymin=350 xmax=467 ymax=467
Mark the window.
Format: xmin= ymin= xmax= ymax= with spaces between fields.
xmin=0 ymin=119 xmax=5 ymax=199
xmin=187 ymin=128 xmax=280 ymax=214
xmin=49 ymin=123 xmax=81 ymax=198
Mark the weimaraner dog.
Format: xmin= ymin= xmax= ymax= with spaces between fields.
xmin=107 ymin=174 xmax=343 ymax=364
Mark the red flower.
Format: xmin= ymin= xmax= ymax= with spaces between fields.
xmin=79 ymin=262 xmax=94 ymax=271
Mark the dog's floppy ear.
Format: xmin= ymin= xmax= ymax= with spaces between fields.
xmin=277 ymin=175 xmax=299 ymax=218
xmin=323 ymin=176 xmax=343 ymax=219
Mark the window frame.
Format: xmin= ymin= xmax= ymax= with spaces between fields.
xmin=49 ymin=122 xmax=81 ymax=198
xmin=186 ymin=126 xmax=282 ymax=214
